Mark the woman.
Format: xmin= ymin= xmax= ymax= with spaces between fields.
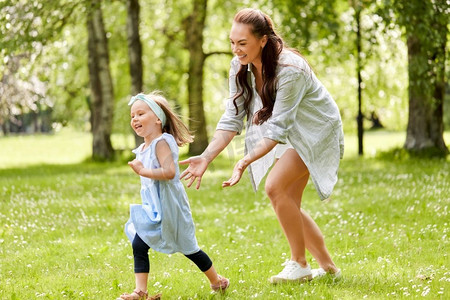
xmin=180 ymin=8 xmax=344 ymax=283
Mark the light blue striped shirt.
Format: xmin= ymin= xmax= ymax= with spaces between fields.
xmin=216 ymin=51 xmax=344 ymax=200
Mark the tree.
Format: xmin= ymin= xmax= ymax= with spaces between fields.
xmin=183 ymin=0 xmax=234 ymax=155
xmin=126 ymin=0 xmax=144 ymax=147
xmin=0 ymin=53 xmax=52 ymax=135
xmin=183 ymin=0 xmax=209 ymax=155
xmin=351 ymin=0 xmax=365 ymax=156
xmin=0 ymin=0 xmax=77 ymax=135
xmin=381 ymin=0 xmax=449 ymax=156
xmin=86 ymin=0 xmax=115 ymax=160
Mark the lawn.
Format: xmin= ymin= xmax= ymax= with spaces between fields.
xmin=0 ymin=129 xmax=449 ymax=299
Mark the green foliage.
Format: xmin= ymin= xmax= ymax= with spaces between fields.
xmin=1 ymin=0 xmax=445 ymax=138
xmin=0 ymin=0 xmax=82 ymax=56
xmin=378 ymin=0 xmax=449 ymax=102
xmin=1 ymin=130 xmax=449 ymax=299
xmin=0 ymin=1 xmax=93 ymax=133
xmin=271 ymin=0 xmax=341 ymax=51
xmin=226 ymin=1 xmax=410 ymax=133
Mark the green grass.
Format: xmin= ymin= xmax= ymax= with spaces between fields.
xmin=0 ymin=129 xmax=449 ymax=299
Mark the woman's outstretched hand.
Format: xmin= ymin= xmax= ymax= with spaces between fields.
xmin=222 ymin=159 xmax=247 ymax=188
xmin=179 ymin=156 xmax=209 ymax=189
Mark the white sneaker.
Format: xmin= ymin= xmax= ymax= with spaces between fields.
xmin=311 ymin=267 xmax=342 ymax=279
xmin=269 ymin=260 xmax=312 ymax=284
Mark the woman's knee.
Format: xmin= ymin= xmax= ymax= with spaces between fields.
xmin=265 ymin=179 xmax=284 ymax=204
xmin=266 ymin=175 xmax=307 ymax=209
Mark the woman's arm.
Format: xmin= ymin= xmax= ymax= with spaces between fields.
xmin=201 ymin=129 xmax=237 ymax=163
xmin=128 ymin=140 xmax=176 ymax=180
xmin=180 ymin=129 xmax=237 ymax=189
xmin=222 ymin=137 xmax=278 ymax=187
xmin=180 ymin=58 xmax=244 ymax=189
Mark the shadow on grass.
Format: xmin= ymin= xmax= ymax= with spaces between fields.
xmin=0 ymin=161 xmax=129 ymax=179
xmin=0 ymin=153 xmax=238 ymax=183
xmin=376 ymin=147 xmax=449 ymax=161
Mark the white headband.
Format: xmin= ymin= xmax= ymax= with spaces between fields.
xmin=128 ymin=93 xmax=167 ymax=127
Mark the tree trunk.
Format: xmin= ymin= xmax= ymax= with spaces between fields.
xmin=404 ymin=31 xmax=448 ymax=155
xmin=355 ymin=4 xmax=364 ymax=156
xmin=184 ymin=0 xmax=208 ymax=155
xmin=126 ymin=0 xmax=144 ymax=147
xmin=87 ymin=0 xmax=115 ymax=161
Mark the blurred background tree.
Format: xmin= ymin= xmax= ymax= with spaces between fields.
xmin=126 ymin=0 xmax=144 ymax=147
xmin=0 ymin=0 xmax=448 ymax=160
xmin=86 ymin=0 xmax=115 ymax=160
xmin=378 ymin=0 xmax=449 ymax=156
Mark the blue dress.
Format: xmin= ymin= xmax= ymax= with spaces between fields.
xmin=124 ymin=133 xmax=200 ymax=255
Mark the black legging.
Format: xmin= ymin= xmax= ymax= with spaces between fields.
xmin=132 ymin=234 xmax=213 ymax=273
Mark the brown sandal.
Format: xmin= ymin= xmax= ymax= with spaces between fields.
xmin=117 ymin=289 xmax=148 ymax=300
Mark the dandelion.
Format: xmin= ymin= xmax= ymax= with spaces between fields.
xmin=421 ymin=286 xmax=430 ymax=296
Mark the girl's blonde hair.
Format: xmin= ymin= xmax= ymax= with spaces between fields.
xmin=147 ymin=91 xmax=194 ymax=146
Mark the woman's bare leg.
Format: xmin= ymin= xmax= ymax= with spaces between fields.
xmin=266 ymin=149 xmax=309 ymax=267
xmin=302 ymin=212 xmax=338 ymax=272
xmin=270 ymin=149 xmax=338 ymax=273
xmin=285 ymin=178 xmax=338 ymax=273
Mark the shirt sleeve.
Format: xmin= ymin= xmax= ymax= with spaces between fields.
xmin=216 ymin=61 xmax=246 ymax=135
xmin=263 ymin=71 xmax=308 ymax=144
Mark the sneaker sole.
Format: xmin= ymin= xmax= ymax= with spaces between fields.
xmin=269 ymin=274 xmax=312 ymax=284
xmin=313 ymin=269 xmax=342 ymax=280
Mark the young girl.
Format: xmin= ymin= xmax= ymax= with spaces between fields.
xmin=118 ymin=92 xmax=229 ymax=300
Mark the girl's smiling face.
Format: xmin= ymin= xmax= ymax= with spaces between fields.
xmin=229 ymin=22 xmax=267 ymax=66
xmin=130 ymin=100 xmax=162 ymax=139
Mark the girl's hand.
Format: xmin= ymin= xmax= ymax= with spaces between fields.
xmin=179 ymin=156 xmax=209 ymax=189
xmin=222 ymin=159 xmax=247 ymax=188
xmin=128 ymin=159 xmax=144 ymax=175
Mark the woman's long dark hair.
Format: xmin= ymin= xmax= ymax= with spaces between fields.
xmin=232 ymin=8 xmax=284 ymax=125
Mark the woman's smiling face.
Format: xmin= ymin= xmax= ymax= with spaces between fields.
xmin=229 ymin=22 xmax=267 ymax=66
